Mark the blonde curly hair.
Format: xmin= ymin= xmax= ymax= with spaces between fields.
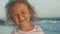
xmin=6 ymin=0 xmax=37 ymax=22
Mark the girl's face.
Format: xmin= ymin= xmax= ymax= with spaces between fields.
xmin=11 ymin=3 xmax=31 ymax=26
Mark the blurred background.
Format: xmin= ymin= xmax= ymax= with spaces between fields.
xmin=0 ymin=0 xmax=60 ymax=34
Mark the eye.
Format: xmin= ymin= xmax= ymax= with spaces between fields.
xmin=21 ymin=12 xmax=25 ymax=14
xmin=12 ymin=13 xmax=17 ymax=17
xmin=12 ymin=14 xmax=17 ymax=17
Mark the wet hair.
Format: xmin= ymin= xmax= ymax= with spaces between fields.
xmin=6 ymin=0 xmax=36 ymax=22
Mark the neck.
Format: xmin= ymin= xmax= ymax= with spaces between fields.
xmin=19 ymin=22 xmax=34 ymax=32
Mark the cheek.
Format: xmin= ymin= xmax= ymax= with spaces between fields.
xmin=12 ymin=16 xmax=20 ymax=25
xmin=25 ymin=15 xmax=31 ymax=21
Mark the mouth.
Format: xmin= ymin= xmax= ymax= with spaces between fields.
xmin=19 ymin=20 xmax=25 ymax=22
xmin=19 ymin=20 xmax=26 ymax=24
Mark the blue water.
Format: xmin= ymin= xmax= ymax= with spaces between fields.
xmin=0 ymin=20 xmax=60 ymax=34
xmin=36 ymin=20 xmax=60 ymax=34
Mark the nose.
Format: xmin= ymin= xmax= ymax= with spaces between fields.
xmin=17 ymin=13 xmax=25 ymax=20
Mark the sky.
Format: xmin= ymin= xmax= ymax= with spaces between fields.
xmin=0 ymin=0 xmax=60 ymax=18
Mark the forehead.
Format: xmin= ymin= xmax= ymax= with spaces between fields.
xmin=13 ymin=3 xmax=28 ymax=10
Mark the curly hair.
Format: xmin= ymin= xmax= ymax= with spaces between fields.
xmin=6 ymin=0 xmax=36 ymax=22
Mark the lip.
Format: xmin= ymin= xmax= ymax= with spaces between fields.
xmin=19 ymin=20 xmax=25 ymax=22
xmin=19 ymin=20 xmax=25 ymax=24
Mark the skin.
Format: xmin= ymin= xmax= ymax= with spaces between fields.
xmin=11 ymin=3 xmax=34 ymax=32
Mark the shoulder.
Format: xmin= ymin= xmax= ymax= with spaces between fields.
xmin=34 ymin=25 xmax=44 ymax=34
xmin=11 ymin=26 xmax=20 ymax=34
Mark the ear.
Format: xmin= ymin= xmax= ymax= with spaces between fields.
xmin=29 ymin=12 xmax=32 ymax=18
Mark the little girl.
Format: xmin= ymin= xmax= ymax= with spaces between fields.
xmin=6 ymin=0 xmax=44 ymax=34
